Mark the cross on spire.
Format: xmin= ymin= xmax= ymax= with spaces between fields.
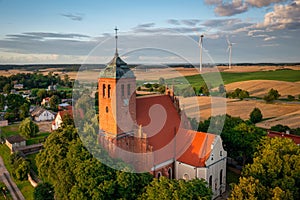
xmin=114 ymin=26 xmax=119 ymax=56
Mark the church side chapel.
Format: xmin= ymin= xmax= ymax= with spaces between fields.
xmin=97 ymin=28 xmax=227 ymax=199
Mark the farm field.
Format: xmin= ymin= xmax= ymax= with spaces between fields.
xmin=225 ymin=80 xmax=300 ymax=98
xmin=181 ymin=96 xmax=300 ymax=129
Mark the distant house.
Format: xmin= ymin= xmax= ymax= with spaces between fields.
xmin=13 ymin=84 xmax=24 ymax=90
xmin=52 ymin=110 xmax=73 ymax=131
xmin=41 ymin=97 xmax=50 ymax=107
xmin=267 ymin=130 xmax=300 ymax=145
xmin=31 ymin=107 xmax=55 ymax=122
xmin=47 ymin=84 xmax=57 ymax=91
xmin=5 ymin=135 xmax=26 ymax=152
xmin=58 ymin=103 xmax=71 ymax=111
xmin=0 ymin=120 xmax=8 ymax=127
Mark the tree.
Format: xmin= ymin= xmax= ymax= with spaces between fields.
xmin=200 ymin=84 xmax=210 ymax=96
xmin=19 ymin=103 xmax=30 ymax=120
xmin=158 ymin=77 xmax=165 ymax=85
xmin=10 ymin=153 xmax=30 ymax=181
xmin=19 ymin=117 xmax=39 ymax=138
xmin=238 ymin=90 xmax=249 ymax=100
xmin=287 ymin=95 xmax=295 ymax=101
xmin=229 ymin=137 xmax=300 ymax=199
xmin=218 ymin=84 xmax=226 ymax=94
xmin=223 ymin=123 xmax=265 ymax=166
xmin=63 ymin=74 xmax=70 ymax=87
xmin=139 ymin=177 xmax=212 ymax=200
xmin=270 ymin=124 xmax=290 ymax=133
xmin=3 ymin=83 xmax=11 ymax=94
xmin=264 ymin=88 xmax=281 ymax=103
xmin=14 ymin=159 xmax=30 ymax=180
xmin=37 ymin=89 xmax=47 ymax=101
xmin=0 ymin=94 xmax=5 ymax=111
xmin=34 ymin=183 xmax=54 ymax=200
xmin=249 ymin=107 xmax=263 ymax=123
xmin=49 ymin=95 xmax=60 ymax=111
xmin=5 ymin=94 xmax=27 ymax=121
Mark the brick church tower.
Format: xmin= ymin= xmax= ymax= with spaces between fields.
xmin=98 ymin=27 xmax=136 ymax=138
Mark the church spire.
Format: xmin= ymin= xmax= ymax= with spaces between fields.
xmin=114 ymin=26 xmax=119 ymax=56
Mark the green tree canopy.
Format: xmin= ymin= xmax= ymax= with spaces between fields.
xmin=249 ymin=107 xmax=263 ymax=123
xmin=229 ymin=137 xmax=300 ymax=199
xmin=264 ymin=88 xmax=281 ymax=103
xmin=139 ymin=177 xmax=212 ymax=200
xmin=49 ymin=95 xmax=60 ymax=111
xmin=19 ymin=117 xmax=39 ymax=138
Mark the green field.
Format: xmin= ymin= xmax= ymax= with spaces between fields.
xmin=168 ymin=70 xmax=300 ymax=88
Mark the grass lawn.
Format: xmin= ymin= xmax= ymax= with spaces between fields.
xmin=0 ymin=123 xmax=20 ymax=137
xmin=0 ymin=145 xmax=34 ymax=200
xmin=26 ymin=132 xmax=50 ymax=145
xmin=170 ymin=70 xmax=300 ymax=89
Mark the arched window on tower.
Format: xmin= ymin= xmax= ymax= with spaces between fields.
xmin=127 ymin=84 xmax=131 ymax=96
xmin=220 ymin=169 xmax=223 ymax=186
xmin=121 ymin=84 xmax=124 ymax=97
xmin=108 ymin=85 xmax=111 ymax=98
xmin=102 ymin=84 xmax=106 ymax=97
xmin=168 ymin=168 xmax=172 ymax=179
xmin=157 ymin=171 xmax=161 ymax=179
xmin=209 ymin=175 xmax=212 ymax=188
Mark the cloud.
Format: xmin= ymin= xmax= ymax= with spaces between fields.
xmin=135 ymin=23 xmax=156 ymax=29
xmin=256 ymin=0 xmax=300 ymax=30
xmin=167 ymin=19 xmax=180 ymax=25
xmin=166 ymin=19 xmax=201 ymax=26
xmin=246 ymin=0 xmax=288 ymax=8
xmin=61 ymin=13 xmax=84 ymax=21
xmin=205 ymin=0 xmax=223 ymax=5
xmin=214 ymin=0 xmax=248 ymax=16
xmin=7 ymin=32 xmax=90 ymax=40
xmin=204 ymin=0 xmax=248 ymax=16
xmin=264 ymin=36 xmax=276 ymax=40
xmin=181 ymin=19 xmax=201 ymax=26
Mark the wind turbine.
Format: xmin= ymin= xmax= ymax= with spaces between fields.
xmin=226 ymin=37 xmax=235 ymax=69
xmin=199 ymin=34 xmax=204 ymax=72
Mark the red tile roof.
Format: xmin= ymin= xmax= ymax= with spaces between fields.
xmin=267 ymin=130 xmax=300 ymax=145
xmin=58 ymin=109 xmax=73 ymax=120
xmin=136 ymin=95 xmax=181 ymax=150
xmin=136 ymin=94 xmax=215 ymax=167
xmin=177 ymin=131 xmax=216 ymax=167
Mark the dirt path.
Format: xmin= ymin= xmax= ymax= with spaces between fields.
xmin=0 ymin=156 xmax=25 ymax=200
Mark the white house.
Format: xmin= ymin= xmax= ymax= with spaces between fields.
xmin=175 ymin=132 xmax=227 ymax=199
xmin=31 ymin=107 xmax=55 ymax=122
xmin=52 ymin=110 xmax=72 ymax=130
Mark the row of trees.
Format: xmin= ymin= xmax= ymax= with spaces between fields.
xmin=0 ymin=72 xmax=72 ymax=92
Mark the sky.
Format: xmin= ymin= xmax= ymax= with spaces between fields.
xmin=0 ymin=0 xmax=299 ymax=64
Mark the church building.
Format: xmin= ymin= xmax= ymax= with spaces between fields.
xmin=98 ymin=28 xmax=227 ymax=199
